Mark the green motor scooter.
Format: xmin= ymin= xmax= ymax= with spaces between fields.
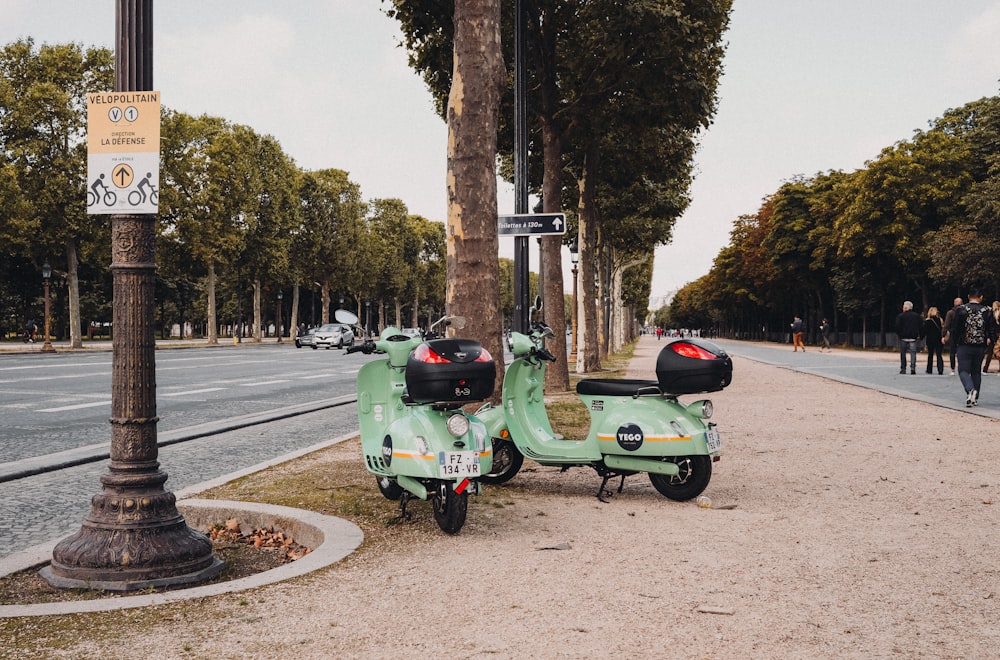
xmin=478 ymin=302 xmax=731 ymax=502
xmin=345 ymin=312 xmax=495 ymax=534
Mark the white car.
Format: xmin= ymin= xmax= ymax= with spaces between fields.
xmin=312 ymin=323 xmax=355 ymax=349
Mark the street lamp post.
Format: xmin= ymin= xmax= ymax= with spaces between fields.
xmin=569 ymin=240 xmax=579 ymax=356
xmin=41 ymin=261 xmax=55 ymax=353
xmin=42 ymin=0 xmax=222 ymax=592
xmin=275 ymin=290 xmax=283 ymax=343
xmin=365 ymin=300 xmax=371 ymax=338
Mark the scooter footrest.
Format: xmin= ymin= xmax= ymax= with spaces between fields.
xmin=576 ymin=378 xmax=661 ymax=397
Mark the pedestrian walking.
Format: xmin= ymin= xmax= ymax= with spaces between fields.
xmin=790 ymin=316 xmax=805 ymax=351
xmin=819 ymin=318 xmax=832 ymax=351
xmin=943 ymin=297 xmax=962 ymax=375
xmin=981 ymin=301 xmax=1000 ymax=373
xmin=895 ymin=301 xmax=923 ymax=374
xmin=923 ymin=307 xmax=944 ymax=375
xmin=953 ymin=286 xmax=997 ymax=407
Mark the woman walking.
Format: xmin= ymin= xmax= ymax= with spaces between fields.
xmin=982 ymin=301 xmax=1000 ymax=373
xmin=924 ymin=306 xmax=944 ymax=375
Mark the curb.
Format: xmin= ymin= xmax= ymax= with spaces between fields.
xmin=0 ymin=432 xmax=364 ymax=618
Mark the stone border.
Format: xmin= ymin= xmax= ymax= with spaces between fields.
xmin=0 ymin=499 xmax=363 ymax=618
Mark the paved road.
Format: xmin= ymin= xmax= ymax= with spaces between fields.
xmin=708 ymin=339 xmax=1000 ymax=419
xmin=0 ymin=341 xmax=373 ymax=559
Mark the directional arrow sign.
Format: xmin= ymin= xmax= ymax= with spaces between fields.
xmin=497 ymin=213 xmax=567 ymax=236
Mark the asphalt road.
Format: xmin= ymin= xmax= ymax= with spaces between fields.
xmin=0 ymin=342 xmax=374 ymax=558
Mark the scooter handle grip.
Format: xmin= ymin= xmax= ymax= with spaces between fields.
xmin=535 ymin=347 xmax=557 ymax=362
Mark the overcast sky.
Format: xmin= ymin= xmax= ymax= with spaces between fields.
xmin=3 ymin=1 xmax=999 ymax=307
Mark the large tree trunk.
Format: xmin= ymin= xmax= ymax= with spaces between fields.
xmin=540 ymin=118 xmax=569 ymax=392
xmin=206 ymin=261 xmax=217 ymax=344
xmin=447 ymin=0 xmax=506 ymax=399
xmin=65 ymin=240 xmax=83 ymax=348
xmin=575 ymin=146 xmax=602 ymax=374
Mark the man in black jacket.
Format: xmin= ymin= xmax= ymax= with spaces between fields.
xmin=895 ymin=301 xmax=923 ymax=375
xmin=954 ymin=286 xmax=998 ymax=407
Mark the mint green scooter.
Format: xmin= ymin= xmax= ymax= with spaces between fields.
xmin=344 ymin=312 xmax=495 ymax=533
xmin=477 ymin=301 xmax=730 ymax=502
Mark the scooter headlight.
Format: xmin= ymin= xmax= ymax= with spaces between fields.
xmin=446 ymin=413 xmax=471 ymax=438
xmin=686 ymin=399 xmax=713 ymax=419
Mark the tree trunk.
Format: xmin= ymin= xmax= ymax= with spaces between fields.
xmin=206 ymin=261 xmax=217 ymax=344
xmin=65 ymin=240 xmax=83 ymax=348
xmin=575 ymin=146 xmax=602 ymax=374
xmin=251 ymin=277 xmax=262 ymax=342
xmin=321 ymin=279 xmax=331 ymax=324
xmin=540 ymin=124 xmax=569 ymax=392
xmin=447 ymin=0 xmax=506 ymax=399
xmin=290 ymin=284 xmax=300 ymax=341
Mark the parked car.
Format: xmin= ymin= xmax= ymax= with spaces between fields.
xmin=313 ymin=323 xmax=355 ymax=349
xmin=400 ymin=327 xmax=422 ymax=338
xmin=295 ymin=327 xmax=316 ymax=348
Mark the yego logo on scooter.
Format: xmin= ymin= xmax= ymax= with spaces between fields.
xmin=381 ymin=435 xmax=393 ymax=467
xmin=616 ymin=423 xmax=644 ymax=451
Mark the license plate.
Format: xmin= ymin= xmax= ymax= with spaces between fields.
xmin=706 ymin=426 xmax=722 ymax=453
xmin=438 ymin=451 xmax=481 ymax=478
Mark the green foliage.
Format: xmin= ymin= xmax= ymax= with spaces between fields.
xmin=669 ymin=94 xmax=1000 ymax=338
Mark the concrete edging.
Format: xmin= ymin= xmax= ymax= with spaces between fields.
xmin=0 ymin=499 xmax=363 ymax=618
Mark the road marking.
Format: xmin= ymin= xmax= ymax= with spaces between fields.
xmin=38 ymin=400 xmax=111 ymax=412
xmin=298 ymin=373 xmax=337 ymax=380
xmin=162 ymin=387 xmax=226 ymax=396
xmin=240 ymin=380 xmax=291 ymax=387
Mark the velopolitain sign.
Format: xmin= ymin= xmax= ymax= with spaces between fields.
xmin=86 ymin=91 xmax=161 ymax=215
xmin=497 ymin=213 xmax=567 ymax=236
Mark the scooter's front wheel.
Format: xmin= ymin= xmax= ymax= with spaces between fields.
xmin=479 ymin=438 xmax=524 ymax=484
xmin=375 ymin=475 xmax=404 ymax=500
xmin=649 ymin=455 xmax=712 ymax=501
xmin=432 ymin=481 xmax=468 ymax=534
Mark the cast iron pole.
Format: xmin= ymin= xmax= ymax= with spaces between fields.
xmin=43 ymin=0 xmax=222 ymax=591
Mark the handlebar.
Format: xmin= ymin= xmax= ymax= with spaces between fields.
xmin=534 ymin=347 xmax=557 ymax=362
xmin=345 ymin=341 xmax=377 ymax=355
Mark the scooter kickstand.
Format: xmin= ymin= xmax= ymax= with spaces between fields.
xmin=597 ymin=475 xmax=614 ymax=503
xmin=395 ymin=492 xmax=414 ymax=523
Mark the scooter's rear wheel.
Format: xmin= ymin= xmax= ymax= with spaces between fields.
xmin=376 ymin=475 xmax=404 ymax=500
xmin=432 ymin=481 xmax=468 ymax=534
xmin=649 ymin=455 xmax=712 ymax=501
xmin=479 ymin=438 xmax=524 ymax=484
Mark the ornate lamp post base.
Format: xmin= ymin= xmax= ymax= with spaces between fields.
xmin=41 ymin=471 xmax=223 ymax=591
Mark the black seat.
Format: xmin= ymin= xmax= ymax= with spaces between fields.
xmin=575 ymin=378 xmax=661 ymax=397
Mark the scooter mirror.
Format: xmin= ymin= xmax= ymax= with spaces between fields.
xmin=450 ymin=316 xmax=467 ymax=330
xmin=335 ymin=309 xmax=360 ymax=326
xmin=533 ymin=295 xmax=542 ymax=311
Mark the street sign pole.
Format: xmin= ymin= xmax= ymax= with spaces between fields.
xmin=513 ymin=0 xmax=529 ymax=334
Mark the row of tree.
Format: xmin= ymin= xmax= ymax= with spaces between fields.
xmin=4 ymin=0 xmax=736 ymax=384
xmin=1 ymin=39 xmax=468 ymax=344
xmin=660 ymin=93 xmax=1000 ymax=347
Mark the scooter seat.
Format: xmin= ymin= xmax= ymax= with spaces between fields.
xmin=576 ymin=378 xmax=662 ymax=397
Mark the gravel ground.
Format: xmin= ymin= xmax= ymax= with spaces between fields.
xmin=6 ymin=343 xmax=1000 ymax=658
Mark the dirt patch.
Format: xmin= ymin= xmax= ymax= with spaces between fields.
xmin=0 ymin=523 xmax=308 ymax=605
